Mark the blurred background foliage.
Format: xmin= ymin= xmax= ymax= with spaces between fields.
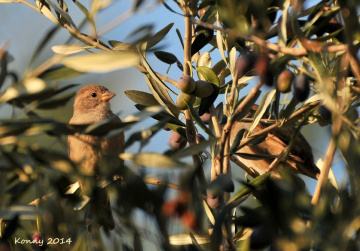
xmin=0 ymin=0 xmax=360 ymax=250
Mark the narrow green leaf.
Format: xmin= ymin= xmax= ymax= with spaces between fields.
xmin=134 ymin=104 xmax=185 ymax=127
xmin=191 ymin=27 xmax=213 ymax=56
xmin=143 ymin=75 xmax=179 ymax=117
xmin=123 ymin=106 xmax=164 ymax=123
xmin=234 ymin=152 xmax=277 ymax=160
xmin=154 ymin=51 xmax=178 ymax=64
xmin=63 ymin=52 xmax=140 ymax=73
xmin=185 ymin=100 xmax=215 ymax=138
xmin=195 ymin=66 xmax=220 ymax=87
xmin=120 ymin=152 xmax=187 ymax=169
xmin=124 ymin=90 xmax=160 ymax=107
xmin=73 ymin=0 xmax=96 ymax=34
xmin=230 ymin=129 xmax=245 ymax=155
xmin=45 ymin=0 xmax=77 ymax=28
xmin=37 ymin=92 xmax=75 ymax=109
xmin=139 ymin=50 xmax=177 ymax=95
xmin=171 ymin=138 xmax=218 ymax=159
xmin=227 ymin=173 xmax=271 ymax=204
xmin=39 ymin=65 xmax=84 ymax=80
xmin=145 ymin=23 xmax=174 ymax=50
xmin=248 ymin=89 xmax=276 ymax=136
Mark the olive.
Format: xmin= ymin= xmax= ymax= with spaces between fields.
xmin=277 ymin=69 xmax=294 ymax=93
xmin=318 ymin=105 xmax=331 ymax=121
xmin=169 ymin=131 xmax=187 ymax=150
xmin=291 ymin=75 xmax=310 ymax=102
xmin=193 ymin=80 xmax=214 ymax=98
xmin=177 ymin=75 xmax=196 ymax=94
xmin=234 ymin=53 xmax=256 ymax=76
xmin=176 ymin=92 xmax=196 ymax=110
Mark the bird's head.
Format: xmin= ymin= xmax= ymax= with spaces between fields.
xmin=73 ymin=84 xmax=115 ymax=114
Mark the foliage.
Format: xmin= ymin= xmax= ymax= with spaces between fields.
xmin=1 ymin=0 xmax=360 ymax=250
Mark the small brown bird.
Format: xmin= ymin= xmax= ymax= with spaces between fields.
xmin=68 ymin=84 xmax=125 ymax=230
xmin=230 ymin=106 xmax=320 ymax=180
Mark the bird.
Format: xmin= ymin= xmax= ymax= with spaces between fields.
xmin=68 ymin=84 xmax=125 ymax=230
xmin=230 ymin=105 xmax=320 ymax=180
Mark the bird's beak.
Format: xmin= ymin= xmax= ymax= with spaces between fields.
xmin=101 ymin=90 xmax=116 ymax=101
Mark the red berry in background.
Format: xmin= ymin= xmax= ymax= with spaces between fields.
xmin=181 ymin=211 xmax=197 ymax=231
xmin=169 ymin=131 xmax=187 ymax=150
xmin=0 ymin=240 xmax=13 ymax=251
xmin=162 ymin=199 xmax=188 ymax=217
xmin=31 ymin=233 xmax=47 ymax=250
xmin=200 ymin=112 xmax=211 ymax=123
xmin=291 ymin=75 xmax=310 ymax=102
xmin=177 ymin=75 xmax=196 ymax=94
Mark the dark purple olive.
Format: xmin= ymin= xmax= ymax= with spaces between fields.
xmin=169 ymin=131 xmax=187 ymax=150
xmin=193 ymin=80 xmax=214 ymax=98
xmin=235 ymin=53 xmax=256 ymax=76
xmin=291 ymin=75 xmax=310 ymax=102
xmin=277 ymin=69 xmax=294 ymax=93
xmin=196 ymin=134 xmax=206 ymax=143
xmin=177 ymin=75 xmax=196 ymax=94
xmin=176 ymin=92 xmax=196 ymax=110
xmin=318 ymin=105 xmax=331 ymax=121
xmin=255 ymin=53 xmax=273 ymax=86
xmin=250 ymin=226 xmax=272 ymax=250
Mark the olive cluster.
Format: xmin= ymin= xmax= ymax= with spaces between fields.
xmin=176 ymin=75 xmax=214 ymax=110
xmin=235 ymin=54 xmax=311 ymax=102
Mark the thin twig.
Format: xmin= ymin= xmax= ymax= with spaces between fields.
xmin=311 ymin=138 xmax=336 ymax=205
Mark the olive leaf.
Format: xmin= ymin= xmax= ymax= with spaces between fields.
xmin=170 ymin=138 xmax=218 ymax=159
xmin=120 ymin=152 xmax=187 ymax=169
xmin=124 ymin=90 xmax=160 ymax=107
xmin=63 ymin=52 xmax=140 ymax=73
xmin=247 ymin=89 xmax=276 ymax=136
xmin=39 ymin=65 xmax=84 ymax=80
xmin=154 ymin=51 xmax=179 ymax=65
xmin=144 ymin=23 xmax=174 ymax=50
xmin=185 ymin=100 xmax=215 ymax=138
xmin=227 ymin=173 xmax=271 ymax=205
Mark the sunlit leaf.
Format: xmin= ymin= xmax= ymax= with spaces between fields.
xmin=248 ymin=89 xmax=276 ymax=136
xmin=63 ymin=52 xmax=140 ymax=73
xmin=120 ymin=152 xmax=187 ymax=169
xmin=169 ymin=234 xmax=210 ymax=245
xmin=0 ymin=78 xmax=46 ymax=103
xmin=52 ymin=44 xmax=93 ymax=55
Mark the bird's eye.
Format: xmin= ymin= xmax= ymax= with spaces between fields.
xmin=91 ymin=93 xmax=97 ymax=97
